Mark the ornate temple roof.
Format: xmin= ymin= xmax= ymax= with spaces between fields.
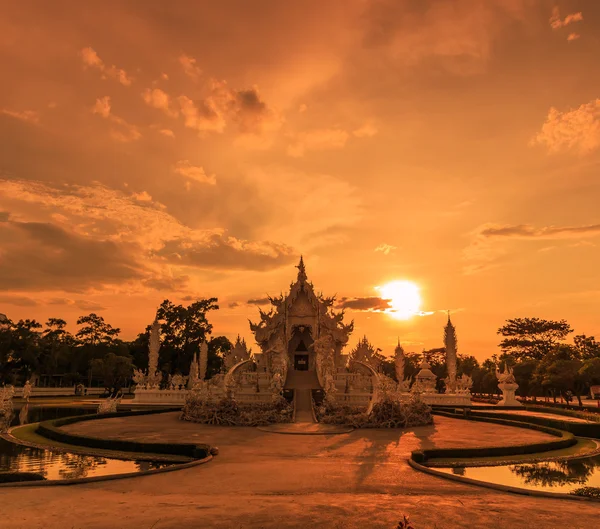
xmin=249 ymin=257 xmax=353 ymax=348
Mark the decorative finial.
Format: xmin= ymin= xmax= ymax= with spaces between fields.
xmin=296 ymin=255 xmax=307 ymax=282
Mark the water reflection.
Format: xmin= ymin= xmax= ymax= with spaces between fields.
xmin=438 ymin=454 xmax=600 ymax=494
xmin=0 ymin=438 xmax=172 ymax=481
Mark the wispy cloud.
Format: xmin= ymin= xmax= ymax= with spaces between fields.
xmin=173 ymin=160 xmax=216 ymax=186
xmin=374 ymin=243 xmax=396 ymax=255
xmin=549 ymin=8 xmax=583 ymax=30
xmin=464 ymin=222 xmax=600 ymax=274
xmin=179 ymin=54 xmax=202 ymax=81
xmin=141 ymin=88 xmax=178 ymax=117
xmin=92 ymin=96 xmax=141 ymax=142
xmin=1 ymin=108 xmax=40 ymax=124
xmin=80 ymin=47 xmax=133 ymax=86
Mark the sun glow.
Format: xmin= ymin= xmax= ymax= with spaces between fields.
xmin=376 ymin=280 xmax=422 ymax=320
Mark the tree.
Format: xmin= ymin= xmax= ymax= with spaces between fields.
xmin=76 ymin=314 xmax=120 ymax=346
xmin=497 ymin=318 xmax=573 ymax=361
xmin=8 ymin=319 xmax=43 ymax=379
xmin=207 ymin=336 xmax=232 ymax=377
xmin=156 ymin=298 xmax=219 ymax=374
xmin=39 ymin=318 xmax=74 ymax=380
xmin=573 ymin=335 xmax=600 ymax=360
xmin=91 ymin=353 xmax=134 ymax=395
xmin=457 ymin=355 xmax=479 ymax=377
xmin=535 ymin=345 xmax=587 ymax=405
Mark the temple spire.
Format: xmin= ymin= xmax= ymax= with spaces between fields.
xmin=296 ymin=255 xmax=307 ymax=283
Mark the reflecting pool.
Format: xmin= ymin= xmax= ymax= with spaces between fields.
xmin=436 ymin=454 xmax=600 ymax=494
xmin=0 ymin=438 xmax=173 ymax=481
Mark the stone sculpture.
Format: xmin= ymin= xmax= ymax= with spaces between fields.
xmin=188 ymin=352 xmax=199 ymax=389
xmin=97 ymin=395 xmax=121 ymax=414
xmin=496 ymin=363 xmax=522 ymax=406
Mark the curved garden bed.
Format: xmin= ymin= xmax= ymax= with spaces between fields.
xmin=36 ymin=408 xmax=210 ymax=459
xmin=412 ymin=410 xmax=576 ymax=464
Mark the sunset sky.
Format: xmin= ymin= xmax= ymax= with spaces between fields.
xmin=1 ymin=0 xmax=600 ymax=361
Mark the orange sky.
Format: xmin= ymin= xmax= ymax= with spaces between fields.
xmin=1 ymin=0 xmax=600 ymax=361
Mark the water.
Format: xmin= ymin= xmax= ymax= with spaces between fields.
xmin=1 ymin=406 xmax=174 ymax=481
xmin=9 ymin=405 xmax=97 ymax=427
xmin=437 ymin=454 xmax=600 ymax=494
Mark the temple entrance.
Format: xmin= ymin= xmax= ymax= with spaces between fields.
xmin=294 ymin=354 xmax=309 ymax=371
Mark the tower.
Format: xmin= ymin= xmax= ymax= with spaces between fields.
xmin=444 ymin=312 xmax=457 ymax=390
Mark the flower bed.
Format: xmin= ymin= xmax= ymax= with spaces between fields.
xmin=315 ymin=394 xmax=433 ymax=429
xmin=181 ymin=394 xmax=293 ymax=426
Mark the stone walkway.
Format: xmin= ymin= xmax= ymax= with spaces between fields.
xmin=3 ymin=413 xmax=600 ymax=528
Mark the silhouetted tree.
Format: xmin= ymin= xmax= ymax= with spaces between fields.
xmin=497 ymin=318 xmax=573 ymax=361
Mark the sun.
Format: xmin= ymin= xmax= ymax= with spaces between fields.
xmin=376 ymin=280 xmax=422 ymax=320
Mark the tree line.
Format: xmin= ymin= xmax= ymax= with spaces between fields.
xmin=0 ymin=299 xmax=232 ymax=393
xmin=2 ymin=305 xmax=600 ymax=405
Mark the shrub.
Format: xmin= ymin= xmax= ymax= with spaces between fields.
xmin=570 ymin=487 xmax=600 ymax=499
xmin=181 ymin=395 xmax=293 ymax=426
xmin=316 ymin=394 xmax=433 ymax=429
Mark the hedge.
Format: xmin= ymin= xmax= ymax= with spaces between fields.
xmin=411 ymin=410 xmax=576 ymax=464
xmin=0 ymin=472 xmax=45 ymax=483
xmin=36 ymin=408 xmax=210 ymax=460
xmin=467 ymin=410 xmax=600 ymax=439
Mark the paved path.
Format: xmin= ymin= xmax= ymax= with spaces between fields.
xmin=3 ymin=413 xmax=600 ymax=529
xmin=294 ymin=388 xmax=315 ymax=423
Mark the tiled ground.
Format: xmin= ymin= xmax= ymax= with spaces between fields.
xmin=2 ymin=413 xmax=597 ymax=529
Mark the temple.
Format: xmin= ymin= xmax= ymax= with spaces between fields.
xmin=249 ymin=256 xmax=354 ymax=381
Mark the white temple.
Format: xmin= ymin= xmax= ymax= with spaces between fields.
xmin=132 ymin=257 xmax=473 ymax=407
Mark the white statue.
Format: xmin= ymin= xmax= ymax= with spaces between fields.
xmin=454 ymin=374 xmax=473 ymax=394
xmin=188 ymin=352 xmax=199 ymax=389
xmin=496 ymin=363 xmax=521 ymax=406
xmin=23 ymin=380 xmax=32 ymax=401
xmin=98 ymin=395 xmax=121 ymax=414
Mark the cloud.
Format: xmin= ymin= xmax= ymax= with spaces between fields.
xmin=361 ymin=0 xmax=530 ymax=76
xmin=92 ymin=96 xmax=141 ymax=142
xmin=287 ymin=128 xmax=349 ymax=157
xmin=75 ymin=300 xmax=108 ymax=311
xmin=228 ymin=301 xmax=241 ymax=308
xmin=141 ymin=88 xmax=178 ymax=117
xmin=132 ymin=191 xmax=153 ymax=202
xmin=173 ymin=160 xmax=216 ymax=186
xmin=476 ymin=223 xmax=600 ymax=240
xmin=374 ymin=243 xmax=396 ymax=255
xmin=159 ymin=129 xmax=175 ymax=138
xmin=80 ymin=47 xmax=133 ymax=86
xmin=247 ymin=297 xmax=271 ymax=306
xmin=0 ymin=295 xmax=39 ymax=307
xmin=567 ymin=33 xmax=580 ymax=42
xmin=245 ymin=166 xmax=362 ymax=247
xmin=464 ymin=222 xmax=600 ymax=274
xmin=549 ymin=8 xmax=583 ymax=30
xmin=156 ymin=234 xmax=297 ymax=272
xmin=352 ymin=122 xmax=378 ymax=138
xmin=178 ymin=81 xmax=280 ymax=136
xmin=1 ymin=108 xmax=40 ymax=125
xmin=0 ymin=219 xmax=146 ymax=292
xmin=531 ymin=99 xmax=600 ymax=154
xmin=179 ymin=54 xmax=202 ymax=81
xmin=92 ymin=96 xmax=111 ymax=118
xmin=336 ymin=296 xmax=392 ymax=311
